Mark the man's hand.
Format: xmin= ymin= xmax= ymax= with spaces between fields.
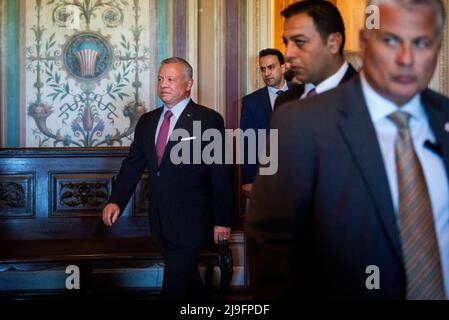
xmin=241 ymin=183 xmax=253 ymax=197
xmin=102 ymin=203 xmax=121 ymax=227
xmin=214 ymin=225 xmax=231 ymax=244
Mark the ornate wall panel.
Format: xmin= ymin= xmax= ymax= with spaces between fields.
xmin=23 ymin=0 xmax=155 ymax=147
xmin=0 ymin=173 xmax=35 ymax=218
xmin=50 ymin=172 xmax=113 ymax=217
xmin=0 ymin=148 xmax=150 ymax=240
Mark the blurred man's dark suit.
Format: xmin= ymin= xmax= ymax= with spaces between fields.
xmin=240 ymin=82 xmax=296 ymax=184
xmin=274 ymin=64 xmax=358 ymax=109
xmin=246 ymin=76 xmax=449 ymax=299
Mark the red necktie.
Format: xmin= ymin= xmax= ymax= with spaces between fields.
xmin=155 ymin=110 xmax=173 ymax=166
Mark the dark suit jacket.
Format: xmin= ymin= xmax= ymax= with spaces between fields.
xmin=109 ymin=100 xmax=232 ymax=248
xmin=246 ymin=76 xmax=449 ymax=300
xmin=274 ymin=63 xmax=358 ymax=110
xmin=240 ymin=83 xmax=296 ymax=184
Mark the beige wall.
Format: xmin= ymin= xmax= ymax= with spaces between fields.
xmin=336 ymin=0 xmax=366 ymax=52
xmin=272 ymin=0 xmax=297 ymax=51
xmin=182 ymin=0 xmax=228 ymax=117
xmin=246 ymin=0 xmax=272 ymax=94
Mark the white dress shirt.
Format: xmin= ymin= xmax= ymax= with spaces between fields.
xmin=267 ymin=80 xmax=289 ymax=109
xmin=361 ymin=72 xmax=449 ymax=298
xmin=301 ymin=61 xmax=349 ymax=99
xmin=155 ymin=97 xmax=190 ymax=144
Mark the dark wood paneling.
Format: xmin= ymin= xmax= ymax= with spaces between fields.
xmin=50 ymin=173 xmax=113 ymax=217
xmin=0 ymin=173 xmax=35 ymax=218
xmin=0 ymin=148 xmax=150 ymax=240
xmin=0 ymin=148 xmax=234 ymax=297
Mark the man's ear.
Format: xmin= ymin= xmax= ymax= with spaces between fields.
xmin=327 ymin=32 xmax=343 ymax=55
xmin=281 ymin=63 xmax=286 ymax=74
xmin=186 ymin=79 xmax=194 ymax=91
xmin=359 ymin=29 xmax=367 ymax=56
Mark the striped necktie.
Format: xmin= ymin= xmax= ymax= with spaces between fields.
xmin=388 ymin=111 xmax=445 ymax=300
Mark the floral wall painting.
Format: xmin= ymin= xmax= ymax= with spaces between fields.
xmin=25 ymin=0 xmax=153 ymax=147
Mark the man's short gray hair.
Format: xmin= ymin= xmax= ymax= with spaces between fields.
xmin=161 ymin=57 xmax=193 ymax=80
xmin=368 ymin=0 xmax=446 ymax=34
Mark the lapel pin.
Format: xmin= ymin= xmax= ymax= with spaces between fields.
xmin=187 ymin=113 xmax=191 ymax=117
xmin=445 ymin=123 xmax=449 ymax=133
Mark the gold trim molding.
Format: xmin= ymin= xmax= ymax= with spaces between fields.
xmin=246 ymin=0 xmax=272 ymax=94
xmin=429 ymin=0 xmax=449 ymax=96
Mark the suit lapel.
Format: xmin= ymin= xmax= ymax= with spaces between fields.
xmin=261 ymin=87 xmax=273 ymax=117
xmin=159 ymin=100 xmax=195 ymax=166
xmin=337 ymin=77 xmax=403 ymax=264
xmin=422 ymin=90 xmax=449 ymax=178
xmin=339 ymin=64 xmax=358 ymax=85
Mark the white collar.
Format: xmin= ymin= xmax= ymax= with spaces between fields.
xmin=267 ymin=80 xmax=288 ymax=94
xmin=163 ymin=97 xmax=191 ymax=119
xmin=304 ymin=61 xmax=349 ymax=95
xmin=360 ymin=72 xmax=423 ymax=124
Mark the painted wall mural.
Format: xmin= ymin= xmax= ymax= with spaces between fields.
xmin=25 ymin=0 xmax=152 ymax=147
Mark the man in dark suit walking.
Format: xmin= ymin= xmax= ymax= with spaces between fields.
xmin=247 ymin=0 xmax=449 ymax=300
xmin=102 ymin=57 xmax=232 ymax=300
xmin=275 ymin=0 xmax=357 ymax=109
xmin=240 ymin=49 xmax=294 ymax=195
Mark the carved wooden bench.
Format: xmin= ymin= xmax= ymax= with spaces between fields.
xmin=0 ymin=148 xmax=236 ymax=300
xmin=0 ymin=237 xmax=233 ymax=300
